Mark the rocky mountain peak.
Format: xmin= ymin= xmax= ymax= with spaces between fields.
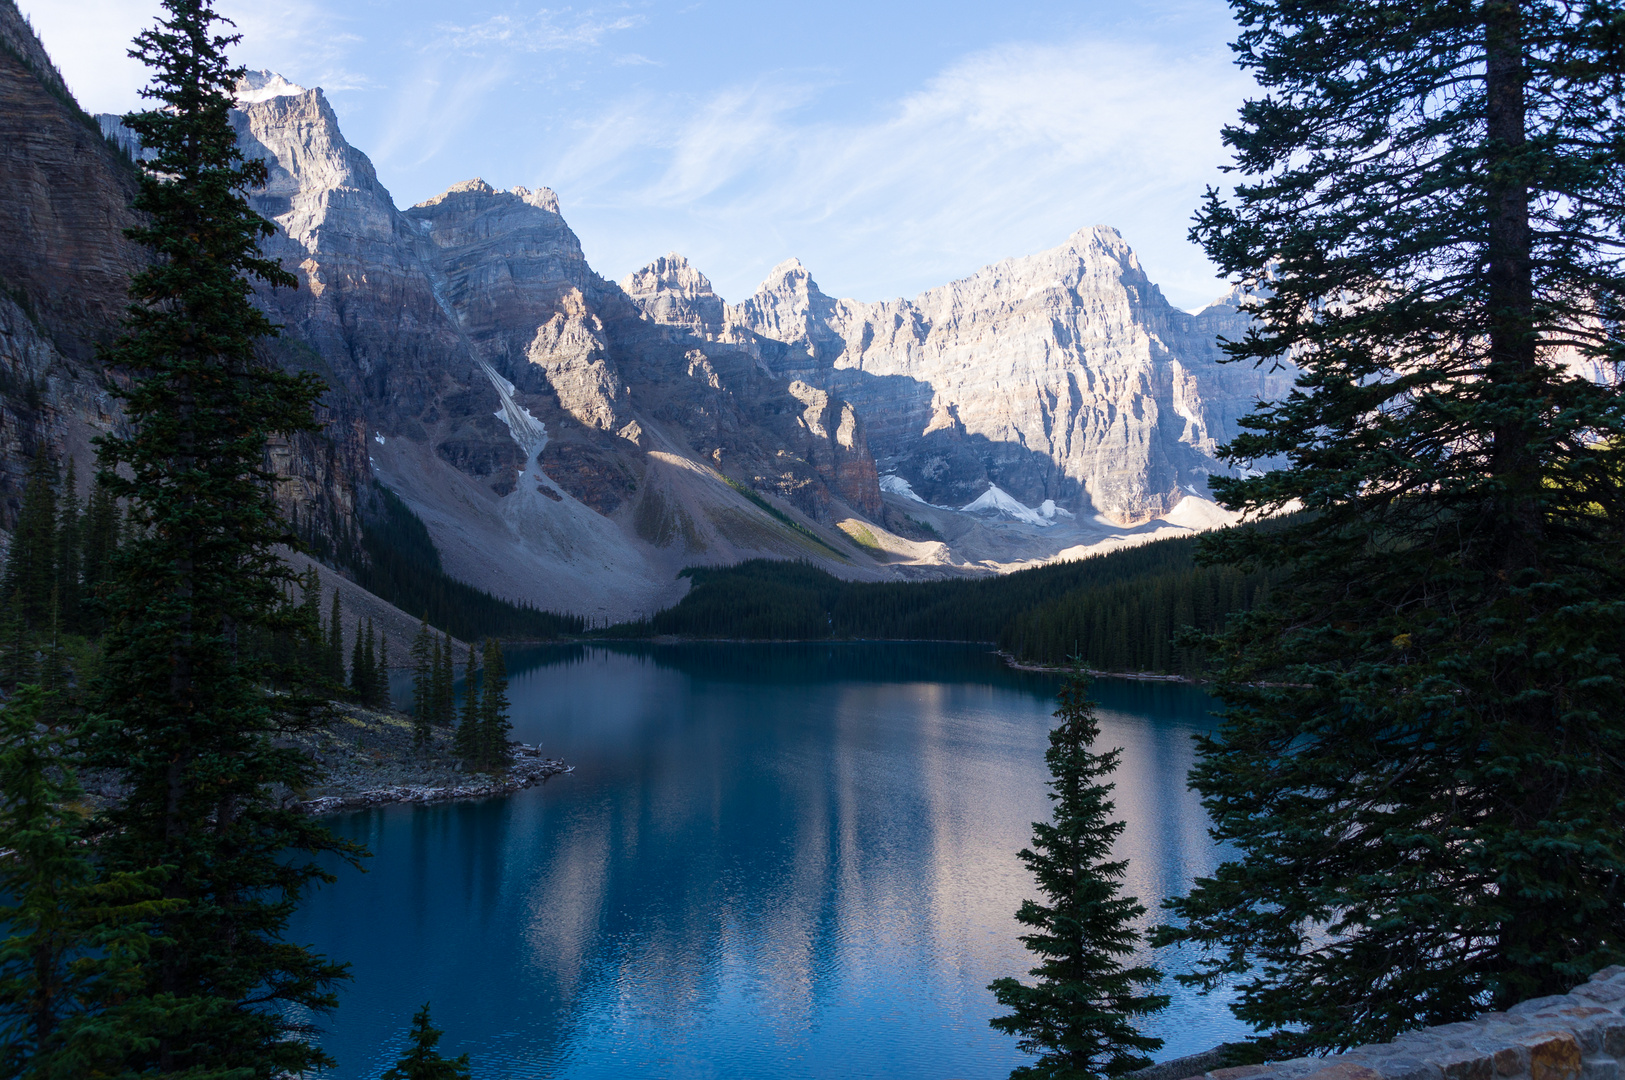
xmin=414 ymin=177 xmax=498 ymax=208
xmin=513 ymin=185 xmax=561 ymax=214
xmin=757 ymin=257 xmax=817 ymax=294
xmin=0 ymin=2 xmax=73 ymax=106
xmin=620 ymin=253 xmax=725 ymax=337
xmin=230 ymin=84 xmax=396 ymax=253
xmin=622 ymin=253 xmax=717 ymax=299
xmin=235 ymin=70 xmax=306 ymax=104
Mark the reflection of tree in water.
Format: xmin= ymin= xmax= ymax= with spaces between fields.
xmin=296 ymin=643 xmax=1236 ymax=1077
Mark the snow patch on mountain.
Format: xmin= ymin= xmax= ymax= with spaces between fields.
xmin=1161 ymin=496 xmax=1241 ymax=532
xmin=961 ymin=484 xmax=1057 ymax=527
xmin=880 ymin=474 xmax=928 ymax=504
xmin=235 ymin=70 xmax=306 ymax=104
xmin=479 ymin=361 xmax=547 ymax=452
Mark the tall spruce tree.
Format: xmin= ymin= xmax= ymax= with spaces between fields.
xmin=351 ymin=617 xmax=375 ymax=704
xmin=87 ymin=2 xmax=359 ymax=1075
xmin=295 ymin=567 xmax=324 ymax=684
xmin=411 ymin=616 xmax=432 ymax=746
xmin=77 ymin=473 xmax=120 ymax=612
xmin=434 ymin=633 xmax=454 ymax=726
xmin=377 ymin=631 xmax=391 ymax=708
xmin=380 ymin=1003 xmax=472 ymax=1080
xmin=1156 ymin=0 xmax=1625 ymax=1052
xmin=988 ymin=671 xmax=1165 ymax=1079
xmin=2 ymin=452 xmax=58 ymax=630
xmin=477 ymin=637 xmax=511 ymax=771
xmin=0 ymin=683 xmax=179 ymax=1080
xmin=328 ymin=590 xmax=345 ymax=685
xmin=53 ymin=459 xmax=81 ymax=632
xmin=454 ymin=644 xmax=481 ymax=767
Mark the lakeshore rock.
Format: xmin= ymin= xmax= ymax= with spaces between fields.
xmin=1147 ymin=967 xmax=1625 ymax=1080
xmin=281 ymin=702 xmax=572 ymax=814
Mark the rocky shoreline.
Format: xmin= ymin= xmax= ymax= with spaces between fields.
xmin=995 ymin=651 xmax=1196 ymax=683
xmin=283 ymin=703 xmax=573 ymax=816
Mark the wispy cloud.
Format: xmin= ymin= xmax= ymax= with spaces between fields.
xmin=437 ymin=8 xmax=645 ymax=54
xmin=549 ymin=38 xmax=1251 ymax=309
xmin=373 ymin=55 xmax=518 ymax=171
xmin=20 ymin=0 xmax=371 ymax=113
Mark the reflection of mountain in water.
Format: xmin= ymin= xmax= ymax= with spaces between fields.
xmin=504 ymin=640 xmax=1217 ymax=720
xmin=294 ymin=644 xmax=1237 ymax=1078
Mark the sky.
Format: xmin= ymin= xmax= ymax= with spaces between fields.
xmin=23 ymin=1 xmax=1252 ymax=311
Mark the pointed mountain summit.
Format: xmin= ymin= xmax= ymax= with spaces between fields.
xmin=620 ymin=254 xmax=726 ymax=338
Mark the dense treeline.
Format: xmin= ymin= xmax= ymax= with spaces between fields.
xmin=351 ymin=485 xmax=584 ymax=642
xmin=604 ymin=533 xmax=1286 ymax=675
xmin=998 ymin=563 xmax=1277 ymax=677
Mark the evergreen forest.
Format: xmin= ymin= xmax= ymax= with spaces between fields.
xmin=600 ymin=535 xmax=1286 ymax=677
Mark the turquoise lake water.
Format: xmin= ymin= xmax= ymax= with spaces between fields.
xmin=292 ymin=642 xmax=1246 ymax=1078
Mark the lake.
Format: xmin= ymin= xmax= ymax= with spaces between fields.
xmin=293 ymin=642 xmax=1246 ymax=1079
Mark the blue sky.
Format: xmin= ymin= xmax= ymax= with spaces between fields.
xmin=27 ymin=1 xmax=1250 ymax=310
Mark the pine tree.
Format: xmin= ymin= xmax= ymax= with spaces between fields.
xmin=434 ymin=633 xmax=454 ymax=725
xmin=476 ymin=637 xmax=511 ymax=771
xmin=376 ymin=631 xmax=391 ymax=709
xmin=296 ymin=567 xmax=324 ymax=684
xmin=988 ymin=671 xmax=1165 ymax=1079
xmin=351 ymin=617 xmax=372 ymax=703
xmin=328 ymin=590 xmax=345 ymax=686
xmin=0 ymin=599 xmax=31 ymax=694
xmin=77 ymin=472 xmax=120 ymax=615
xmin=87 ymin=2 xmax=358 ymax=1075
xmin=454 ymin=644 xmax=481 ymax=767
xmin=1156 ymin=0 xmax=1625 ymax=1052
xmin=1 ymin=451 xmax=58 ymax=630
xmin=380 ymin=1003 xmax=472 ymax=1080
xmin=53 ymin=459 xmax=81 ymax=632
xmin=0 ymin=684 xmax=179 ymax=1079
xmin=410 ymin=616 xmax=431 ymax=746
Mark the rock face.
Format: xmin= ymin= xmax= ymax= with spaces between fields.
xmin=636 ymin=232 xmax=1294 ymax=525
xmin=216 ymin=75 xmax=894 ymax=618
xmin=0 ymin=13 xmax=1298 ymax=618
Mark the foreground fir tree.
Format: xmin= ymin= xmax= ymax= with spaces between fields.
xmin=989 ymin=671 xmax=1165 ymax=1079
xmin=0 ymin=684 xmax=178 ymax=1079
xmin=1 ymin=452 xmax=58 ymax=631
xmin=381 ymin=1003 xmax=473 ymax=1080
xmin=88 ymin=1 xmax=360 ymax=1074
xmin=1157 ymin=0 xmax=1625 ymax=1052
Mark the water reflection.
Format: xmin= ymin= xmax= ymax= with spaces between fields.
xmin=298 ymin=643 xmax=1243 ymax=1079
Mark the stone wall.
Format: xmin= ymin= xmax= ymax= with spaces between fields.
xmin=1185 ymin=968 xmax=1625 ymax=1080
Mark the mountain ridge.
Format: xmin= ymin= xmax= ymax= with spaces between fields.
xmin=17 ymin=45 xmax=1285 ymax=621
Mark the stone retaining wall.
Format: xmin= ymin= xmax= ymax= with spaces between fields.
xmin=1184 ymin=968 xmax=1625 ymax=1080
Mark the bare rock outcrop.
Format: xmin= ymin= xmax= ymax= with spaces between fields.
xmin=715 ymin=229 xmax=1292 ymax=525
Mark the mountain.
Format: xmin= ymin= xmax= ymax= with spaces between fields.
xmin=0 ymin=3 xmax=1286 ymax=623
xmin=624 ymin=236 xmax=1291 ymax=527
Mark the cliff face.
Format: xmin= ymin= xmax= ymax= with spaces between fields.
xmin=219 ymin=79 xmax=892 ymax=618
xmin=692 ymin=229 xmax=1291 ymax=526
xmin=0 ymin=11 xmax=364 ymax=553
xmin=0 ymin=14 xmax=1292 ymax=618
